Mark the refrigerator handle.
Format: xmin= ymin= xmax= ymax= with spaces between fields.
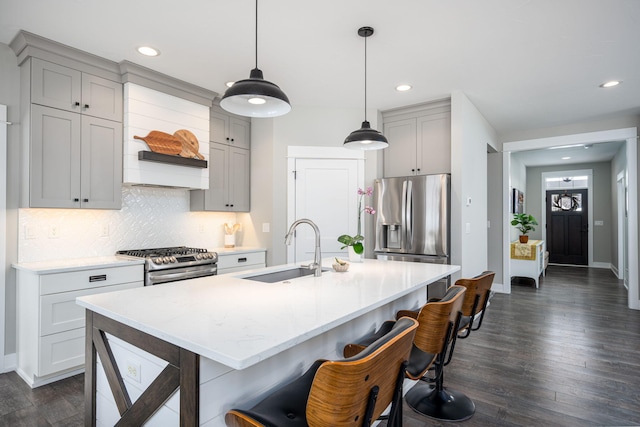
xmin=405 ymin=179 xmax=413 ymax=251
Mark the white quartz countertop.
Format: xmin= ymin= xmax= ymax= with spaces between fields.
xmin=12 ymin=256 xmax=145 ymax=274
xmin=76 ymin=258 xmax=459 ymax=370
xmin=210 ymin=247 xmax=267 ymax=255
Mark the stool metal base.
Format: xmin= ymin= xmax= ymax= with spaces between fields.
xmin=405 ymin=381 xmax=475 ymax=421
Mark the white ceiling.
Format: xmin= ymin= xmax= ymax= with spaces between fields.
xmin=511 ymin=140 xmax=625 ymax=167
xmin=1 ymin=0 xmax=639 ymax=138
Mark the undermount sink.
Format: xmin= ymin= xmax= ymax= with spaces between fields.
xmin=242 ymin=267 xmax=331 ymax=283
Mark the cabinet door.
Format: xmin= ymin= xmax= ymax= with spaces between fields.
xmin=229 ymin=117 xmax=251 ymax=149
xmin=31 ymin=58 xmax=82 ymax=113
xmin=228 ymin=147 xmax=250 ymax=211
xmin=417 ymin=112 xmax=451 ymax=174
xmin=30 ymin=105 xmax=81 ymax=208
xmin=81 ymin=74 xmax=123 ymax=122
xmin=81 ymin=116 xmax=123 ymax=209
xmin=210 ymin=109 xmax=230 ymax=144
xmin=204 ymin=142 xmax=229 ymax=210
xmin=383 ymin=118 xmax=417 ymax=178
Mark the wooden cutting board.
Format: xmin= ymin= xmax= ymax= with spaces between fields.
xmin=134 ymin=131 xmax=182 ymax=155
xmin=174 ymin=129 xmax=204 ymax=159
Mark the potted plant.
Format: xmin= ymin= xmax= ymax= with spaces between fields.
xmin=338 ymin=187 xmax=376 ymax=261
xmin=511 ymin=213 xmax=538 ymax=243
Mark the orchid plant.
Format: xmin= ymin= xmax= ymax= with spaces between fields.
xmin=337 ymin=187 xmax=376 ymax=255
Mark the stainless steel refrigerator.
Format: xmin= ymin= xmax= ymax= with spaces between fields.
xmin=374 ymin=174 xmax=451 ymax=296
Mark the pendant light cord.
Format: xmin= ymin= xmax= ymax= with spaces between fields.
xmin=255 ymin=0 xmax=258 ymax=69
xmin=364 ymin=33 xmax=367 ymax=122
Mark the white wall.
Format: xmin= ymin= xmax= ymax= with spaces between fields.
xmin=451 ymin=91 xmax=497 ymax=280
xmin=509 ymin=154 xmax=527 ymax=242
xmin=247 ymin=105 xmax=381 ymax=266
xmin=1 ymin=43 xmax=20 ymax=361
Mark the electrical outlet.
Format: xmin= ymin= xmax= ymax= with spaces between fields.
xmin=48 ymin=226 xmax=60 ymax=239
xmin=262 ymin=223 xmax=270 ymax=233
xmin=125 ymin=360 xmax=141 ymax=383
xmin=100 ymin=224 xmax=110 ymax=237
xmin=198 ymin=224 xmax=205 ymax=233
xmin=24 ymin=225 xmax=36 ymax=239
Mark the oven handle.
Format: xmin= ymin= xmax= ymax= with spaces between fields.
xmin=148 ymin=265 xmax=217 ymax=285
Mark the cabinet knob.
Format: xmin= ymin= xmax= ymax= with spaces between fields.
xmin=73 ymin=198 xmax=79 ymax=202
xmin=225 ymin=204 xmax=230 ymax=207
xmin=231 ymin=138 xmax=234 ymax=142
xmin=226 ymin=137 xmax=230 ymax=141
xmin=417 ymin=168 xmax=421 ymax=172
xmin=411 ymin=169 xmax=415 ymax=172
xmin=84 ymin=104 xmax=90 ymax=109
xmin=230 ymin=204 xmax=234 ymax=207
xmin=83 ymin=199 xmax=89 ymax=203
xmin=74 ymin=102 xmax=80 ymax=107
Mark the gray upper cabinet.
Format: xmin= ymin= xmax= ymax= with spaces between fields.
xmin=190 ymin=142 xmax=250 ymax=212
xmin=30 ymin=105 xmax=122 ymax=209
xmin=382 ymin=100 xmax=451 ymax=178
xmin=23 ymin=57 xmax=123 ymax=209
xmin=210 ymin=105 xmax=250 ymax=149
xmin=31 ymin=58 xmax=123 ymax=122
xmin=191 ymin=105 xmax=251 ymax=212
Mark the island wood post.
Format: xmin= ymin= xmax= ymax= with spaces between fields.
xmin=85 ymin=310 xmax=200 ymax=426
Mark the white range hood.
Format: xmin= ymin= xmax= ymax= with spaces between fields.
xmin=123 ymin=83 xmax=210 ymax=189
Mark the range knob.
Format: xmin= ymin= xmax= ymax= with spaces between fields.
xmin=196 ymin=254 xmax=203 ymax=260
xmin=163 ymin=256 xmax=170 ymax=263
xmin=154 ymin=257 xmax=163 ymax=264
xmin=170 ymin=256 xmax=177 ymax=263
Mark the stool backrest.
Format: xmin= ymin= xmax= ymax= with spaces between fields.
xmin=457 ymin=271 xmax=495 ymax=317
xmin=306 ymin=317 xmax=418 ymax=426
xmin=413 ymin=285 xmax=466 ymax=355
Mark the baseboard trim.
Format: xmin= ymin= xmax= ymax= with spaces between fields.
xmin=16 ymin=366 xmax=85 ymax=389
xmin=491 ymin=282 xmax=507 ymax=293
xmin=1 ymin=353 xmax=16 ymax=373
xmin=592 ymin=262 xmax=611 ymax=269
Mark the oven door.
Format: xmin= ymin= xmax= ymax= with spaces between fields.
xmin=146 ymin=264 xmax=217 ymax=285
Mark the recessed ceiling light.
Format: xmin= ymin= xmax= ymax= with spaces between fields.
xmin=396 ymin=84 xmax=412 ymax=92
xmin=561 ymin=156 xmax=571 ymax=160
xmin=225 ymin=81 xmax=235 ymax=88
xmin=600 ymin=80 xmax=621 ymax=88
xmin=137 ymin=46 xmax=160 ymax=57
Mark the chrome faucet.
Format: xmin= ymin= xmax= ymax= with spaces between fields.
xmin=285 ymin=218 xmax=322 ymax=277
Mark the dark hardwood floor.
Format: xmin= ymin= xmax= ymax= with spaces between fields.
xmin=1 ymin=265 xmax=638 ymax=426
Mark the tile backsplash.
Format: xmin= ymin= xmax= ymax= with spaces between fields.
xmin=18 ymin=186 xmax=240 ymax=262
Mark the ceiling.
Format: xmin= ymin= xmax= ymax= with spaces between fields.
xmin=1 ymin=0 xmax=639 ymax=138
xmin=511 ymin=140 xmax=625 ymax=167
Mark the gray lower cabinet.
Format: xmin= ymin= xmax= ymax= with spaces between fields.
xmin=382 ymin=100 xmax=451 ymax=178
xmin=191 ymin=142 xmax=250 ymax=212
xmin=30 ymin=105 xmax=122 ymax=209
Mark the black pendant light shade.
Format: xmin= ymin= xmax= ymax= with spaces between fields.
xmin=344 ymin=26 xmax=388 ymax=150
xmin=344 ymin=121 xmax=389 ymax=150
xmin=220 ymin=68 xmax=291 ymax=117
xmin=220 ymin=0 xmax=291 ymax=118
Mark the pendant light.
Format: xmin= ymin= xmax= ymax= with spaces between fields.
xmin=344 ymin=26 xmax=388 ymax=150
xmin=220 ymin=0 xmax=291 ymax=118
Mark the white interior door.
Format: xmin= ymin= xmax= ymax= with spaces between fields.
xmin=293 ymin=158 xmax=359 ymax=263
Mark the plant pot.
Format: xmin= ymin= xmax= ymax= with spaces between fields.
xmin=519 ymin=235 xmax=529 ymax=244
xmin=348 ymin=246 xmax=362 ymax=263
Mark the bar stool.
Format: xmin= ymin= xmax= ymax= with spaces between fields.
xmin=344 ymin=285 xmax=473 ymax=421
xmin=225 ymin=316 xmax=418 ymax=427
xmin=456 ymin=271 xmax=495 ymax=338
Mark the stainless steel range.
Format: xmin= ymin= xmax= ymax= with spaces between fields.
xmin=116 ymin=246 xmax=218 ymax=285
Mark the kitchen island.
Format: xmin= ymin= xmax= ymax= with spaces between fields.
xmin=77 ymin=258 xmax=459 ymax=426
